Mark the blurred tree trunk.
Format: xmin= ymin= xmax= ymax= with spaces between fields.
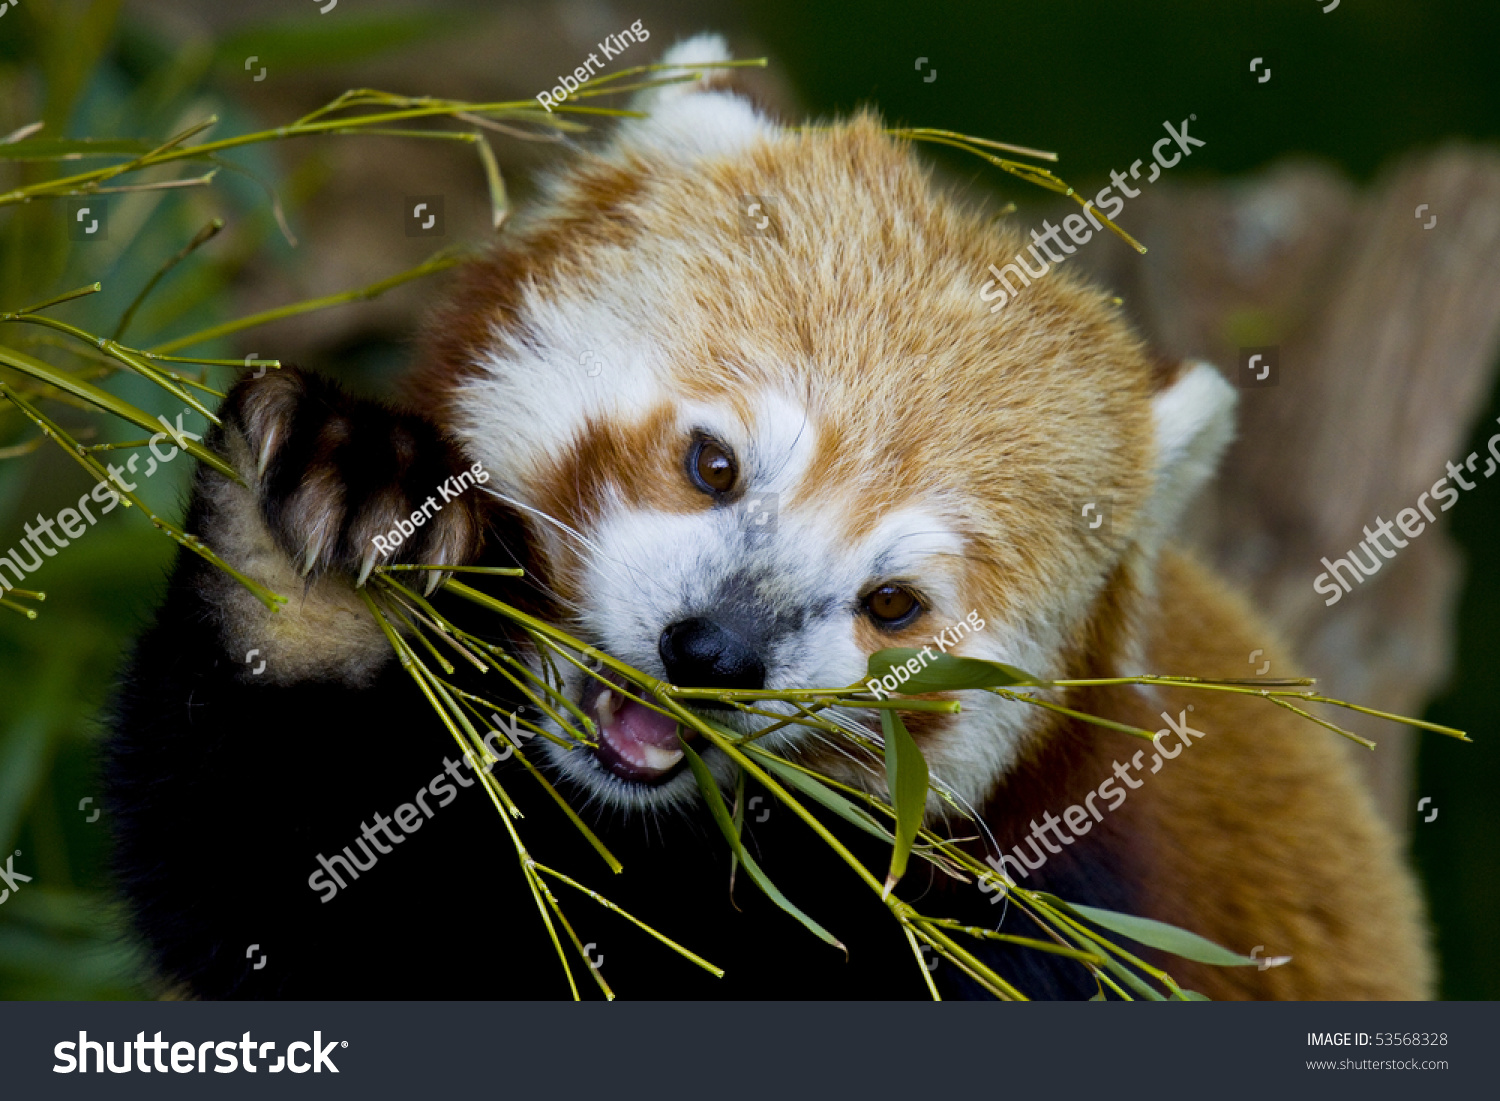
xmin=1072 ymin=145 xmax=1500 ymax=831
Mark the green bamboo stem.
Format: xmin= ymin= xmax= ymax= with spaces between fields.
xmin=989 ymin=686 xmax=1158 ymax=741
xmin=896 ymin=127 xmax=1058 ymax=162
xmin=902 ymin=924 xmax=942 ymax=1001
xmin=358 ymin=586 xmax=581 ymax=996
xmin=1266 ymin=695 xmax=1376 ymax=749
xmin=0 ymin=312 xmax=220 ymax=423
xmin=912 ymin=917 xmax=1103 ymax=963
xmin=1035 ymin=902 xmax=1177 ymax=998
xmin=0 ymin=382 xmax=282 ymax=610
xmin=884 ymin=129 xmax=1145 ymax=253
xmin=387 ymin=596 xmax=490 ymax=673
xmin=1284 ymin=693 xmax=1469 ymax=740
xmin=905 ymin=915 xmax=1026 ymax=1000
xmin=81 ymin=438 xmax=164 ymax=452
xmin=149 ymin=247 xmax=467 ymax=353
xmin=385 ymin=602 xmax=457 ymax=676
xmin=143 ymin=353 xmax=280 ymax=368
xmin=528 ymin=861 xmax=614 ymax=999
xmin=0 ymin=342 xmax=239 ymax=482
xmin=441 ymin=689 xmax=623 ymax=875
xmin=13 ymin=283 xmax=102 ymax=315
xmin=1039 ymin=674 xmax=1468 ymax=741
xmin=373 ymin=575 xmax=586 ymax=745
xmin=0 ymin=331 xmax=233 ymax=396
xmin=533 ymin=863 xmax=722 ymax=977
xmin=0 ymin=64 xmax=761 ymax=208
xmin=113 ymin=218 xmax=225 ymax=342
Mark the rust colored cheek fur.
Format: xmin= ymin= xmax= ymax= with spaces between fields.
xmin=530 ymin=405 xmax=709 ymax=532
xmin=519 ymin=404 xmax=724 ymax=610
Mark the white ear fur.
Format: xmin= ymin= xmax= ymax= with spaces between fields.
xmin=1141 ymin=362 xmax=1237 ymax=550
xmin=619 ymin=33 xmax=774 ymax=161
xmin=631 ymin=34 xmax=734 ymax=111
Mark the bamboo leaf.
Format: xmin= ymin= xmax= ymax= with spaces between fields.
xmin=680 ymin=738 xmax=844 ymax=951
xmin=868 ymin=648 xmax=1044 ymax=693
xmin=1101 ymin=954 xmax=1166 ymax=1000
xmin=729 ymin=766 xmax=746 ymax=900
xmin=880 ymin=708 xmax=928 ymax=898
xmin=1038 ymin=894 xmax=1264 ymax=968
xmin=744 ymin=745 xmax=892 ymax=844
xmin=0 ymin=343 xmax=240 ymax=482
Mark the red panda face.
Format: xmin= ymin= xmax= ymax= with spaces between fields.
xmin=422 ymin=36 xmax=1238 ymax=815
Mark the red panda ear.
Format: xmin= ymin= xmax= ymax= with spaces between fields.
xmin=617 ymin=33 xmax=777 ymax=160
xmin=1141 ymin=361 xmax=1237 ymax=552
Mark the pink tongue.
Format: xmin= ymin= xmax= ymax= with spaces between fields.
xmin=585 ymin=675 xmax=686 ymax=781
xmin=609 ymin=697 xmax=681 ymax=751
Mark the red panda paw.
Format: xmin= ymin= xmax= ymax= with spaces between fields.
xmin=213 ymin=367 xmax=486 ymax=592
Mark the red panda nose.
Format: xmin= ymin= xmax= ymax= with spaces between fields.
xmin=659 ymin=617 xmax=767 ymax=691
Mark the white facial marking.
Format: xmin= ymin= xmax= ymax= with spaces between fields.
xmin=463 ymin=369 xmax=1055 ymax=814
xmin=455 ymin=299 xmax=668 ymax=503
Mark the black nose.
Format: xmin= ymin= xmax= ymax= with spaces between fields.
xmin=659 ymin=617 xmax=766 ymax=690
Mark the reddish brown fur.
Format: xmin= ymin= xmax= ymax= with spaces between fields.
xmin=407 ymin=100 xmax=1433 ymax=1000
xmin=428 ymin=115 xmax=1157 ymax=623
xmin=984 ymin=551 xmax=1433 ymax=999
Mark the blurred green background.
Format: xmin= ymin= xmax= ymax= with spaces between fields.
xmin=0 ymin=0 xmax=1495 ymax=999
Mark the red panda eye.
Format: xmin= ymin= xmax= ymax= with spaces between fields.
xmin=865 ymin=584 xmax=920 ymax=625
xmin=691 ymin=439 xmax=737 ymax=495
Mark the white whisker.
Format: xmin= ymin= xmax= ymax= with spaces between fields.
xmin=481 ymin=485 xmax=665 ymax=611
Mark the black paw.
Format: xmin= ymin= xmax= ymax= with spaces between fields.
xmin=215 ymin=368 xmax=486 ymax=589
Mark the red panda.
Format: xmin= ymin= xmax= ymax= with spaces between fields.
xmin=104 ymin=35 xmax=1431 ymax=1000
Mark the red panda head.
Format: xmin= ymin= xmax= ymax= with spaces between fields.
xmin=412 ymin=35 xmax=1237 ymax=813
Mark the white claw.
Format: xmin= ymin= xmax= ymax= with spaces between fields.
xmin=256 ymin=425 xmax=280 ymax=480
xmin=356 ymin=548 xmax=378 ymax=588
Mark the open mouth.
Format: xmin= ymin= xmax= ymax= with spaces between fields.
xmin=579 ymin=671 xmax=690 ymax=785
